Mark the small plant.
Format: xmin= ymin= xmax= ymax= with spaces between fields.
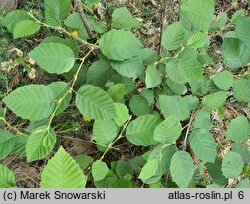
xmin=0 ymin=0 xmax=249 ymax=188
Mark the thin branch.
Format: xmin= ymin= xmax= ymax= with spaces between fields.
xmin=182 ymin=111 xmax=196 ymax=151
xmin=100 ymin=116 xmax=132 ymax=161
xmin=46 ymin=44 xmax=97 ymax=130
xmin=28 ymin=12 xmax=95 ymax=48
xmin=74 ymin=0 xmax=93 ymax=39
xmin=154 ymin=46 xmax=185 ymax=65
xmin=0 ymin=117 xmax=28 ymax=136
xmin=182 ymin=105 xmax=202 ymax=151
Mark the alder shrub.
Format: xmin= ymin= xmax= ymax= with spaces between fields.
xmin=0 ymin=0 xmax=250 ymax=188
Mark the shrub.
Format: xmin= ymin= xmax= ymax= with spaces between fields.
xmin=0 ymin=0 xmax=249 ymax=188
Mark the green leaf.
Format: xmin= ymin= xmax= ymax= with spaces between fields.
xmin=112 ymin=75 xmax=135 ymax=94
xmin=202 ymin=91 xmax=227 ymax=110
xmin=138 ymin=159 xmax=161 ymax=184
xmin=162 ymin=22 xmax=185 ymax=50
xmin=139 ymin=48 xmax=158 ymax=66
xmin=112 ymin=7 xmax=141 ymax=30
xmin=28 ymin=43 xmax=75 ymax=74
xmin=177 ymin=49 xmax=203 ymax=81
xmin=232 ymin=143 xmax=250 ymax=164
xmin=26 ymin=126 xmax=57 ymax=162
xmin=145 ymin=65 xmax=161 ymax=88
xmin=208 ymin=78 xmax=222 ymax=93
xmin=222 ymin=38 xmax=250 ymax=68
xmin=87 ymin=16 xmax=106 ymax=34
xmin=189 ymin=77 xmax=209 ymax=96
xmin=193 ymin=108 xmax=212 ymax=131
xmin=113 ymin=103 xmax=130 ymax=127
xmin=147 ymin=144 xmax=176 ymax=173
xmin=44 ymin=0 xmax=71 ymax=26
xmin=13 ymin=135 xmax=28 ymax=157
xmin=92 ymin=160 xmax=109 ymax=181
xmin=93 ymin=119 xmax=118 ymax=146
xmin=165 ymin=50 xmax=203 ymax=83
xmin=197 ymin=53 xmax=215 ymax=66
xmin=0 ymin=129 xmax=15 ymax=160
xmin=235 ymin=16 xmax=250 ymax=47
xmin=209 ymin=12 xmax=227 ymax=32
xmin=237 ymin=178 xmax=250 ymax=188
xmin=94 ymin=170 xmax=118 ymax=187
xmin=159 ymin=95 xmax=190 ymax=121
xmin=183 ymin=95 xmax=199 ymax=111
xmin=224 ymin=31 xmax=236 ymax=38
xmin=1 ymin=10 xmax=32 ymax=32
xmin=75 ymin=85 xmax=117 ymax=120
xmin=181 ymin=0 xmax=215 ymax=32
xmin=126 ymin=115 xmax=161 ymax=146
xmin=42 ymin=36 xmax=80 ymax=57
xmin=99 ymin=29 xmax=142 ymax=61
xmin=87 ymin=60 xmax=114 ymax=87
xmin=3 ymin=85 xmax=54 ymax=121
xmin=0 ymin=164 xmax=16 ymax=188
xmin=141 ymin=89 xmax=154 ymax=105
xmin=129 ymin=95 xmax=150 ymax=116
xmin=129 ymin=155 xmax=147 ymax=174
xmin=40 ymin=146 xmax=86 ymax=188
xmin=187 ymin=32 xmax=209 ymax=48
xmin=116 ymin=160 xmax=134 ymax=178
xmin=108 ymin=84 xmax=125 ymax=102
xmin=166 ymin=79 xmax=187 ymax=95
xmin=47 ymin=82 xmax=72 ymax=116
xmin=222 ymin=151 xmax=244 ymax=178
xmin=190 ymin=131 xmax=217 ymax=162
xmin=25 ymin=118 xmax=49 ymax=133
xmin=227 ymin=116 xmax=250 ymax=142
xmin=74 ymin=154 xmax=93 ymax=169
xmin=170 ymin=151 xmax=195 ymax=187
xmin=64 ymin=12 xmax=89 ymax=40
xmin=233 ymin=79 xmax=250 ymax=102
xmin=213 ymin=71 xmax=234 ymax=90
xmin=207 ymin=158 xmax=228 ymax=186
xmin=231 ymin=10 xmax=245 ymax=24
xmin=13 ymin=20 xmax=40 ymax=39
xmin=111 ymin=55 xmax=144 ymax=78
xmin=192 ymin=162 xmax=205 ymax=183
xmin=153 ymin=116 xmax=182 ymax=144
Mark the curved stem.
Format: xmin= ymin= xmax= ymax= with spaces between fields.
xmin=28 ymin=12 xmax=97 ymax=49
xmin=155 ymin=46 xmax=185 ymax=65
xmin=100 ymin=116 xmax=132 ymax=161
xmin=0 ymin=117 xmax=28 ymax=136
xmin=182 ymin=105 xmax=202 ymax=151
xmin=47 ymin=45 xmax=96 ymax=129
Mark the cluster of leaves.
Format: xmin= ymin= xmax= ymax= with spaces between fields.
xmin=0 ymin=0 xmax=250 ymax=188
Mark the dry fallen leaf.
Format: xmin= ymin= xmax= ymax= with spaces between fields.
xmin=28 ymin=68 xmax=36 ymax=79
xmin=9 ymin=48 xmax=23 ymax=57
